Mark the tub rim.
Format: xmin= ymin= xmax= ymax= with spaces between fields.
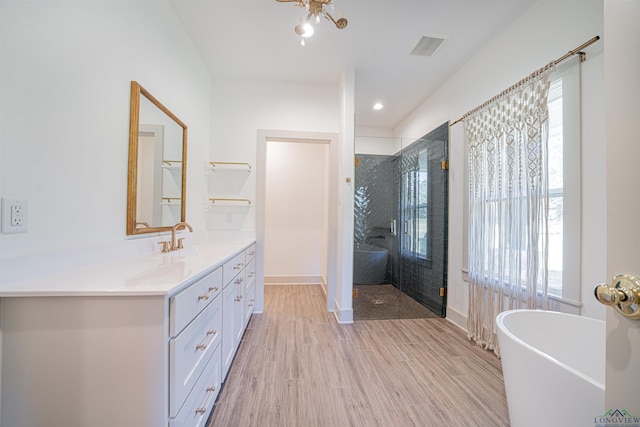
xmin=495 ymin=309 xmax=605 ymax=391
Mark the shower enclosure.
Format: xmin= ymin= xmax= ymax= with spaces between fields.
xmin=353 ymin=123 xmax=449 ymax=320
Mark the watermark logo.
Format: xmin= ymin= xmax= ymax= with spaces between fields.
xmin=594 ymin=409 xmax=640 ymax=427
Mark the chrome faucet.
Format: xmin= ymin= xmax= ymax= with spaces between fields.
xmin=171 ymin=221 xmax=193 ymax=251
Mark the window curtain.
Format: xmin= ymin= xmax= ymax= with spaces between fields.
xmin=465 ymin=64 xmax=554 ymax=356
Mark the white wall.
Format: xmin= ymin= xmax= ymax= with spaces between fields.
xmin=208 ymin=78 xmax=339 ymax=232
xmin=264 ymin=141 xmax=328 ymax=283
xmin=394 ymin=0 xmax=606 ymax=326
xmin=0 ymin=1 xmax=211 ymax=258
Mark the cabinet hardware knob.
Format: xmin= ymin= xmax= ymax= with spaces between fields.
xmin=207 ymin=329 xmax=217 ymax=335
xmin=206 ymin=386 xmax=216 ymax=392
xmin=208 ymin=286 xmax=219 ymax=292
xmin=195 ymin=407 xmax=206 ymax=415
xmin=198 ymin=295 xmax=209 ymax=301
xmin=196 ymin=343 xmax=207 ymax=351
xmin=248 ymin=304 xmax=253 ymax=307
xmin=234 ymin=297 xmax=241 ymax=302
xmin=235 ymin=278 xmax=243 ymax=284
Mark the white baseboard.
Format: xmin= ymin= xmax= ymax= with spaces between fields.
xmin=445 ymin=307 xmax=468 ymax=333
xmin=333 ymin=298 xmax=353 ymax=324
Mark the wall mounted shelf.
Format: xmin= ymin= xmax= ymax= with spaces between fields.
xmin=162 ymin=160 xmax=182 ymax=170
xmin=161 ymin=197 xmax=182 ymax=206
xmin=208 ymin=198 xmax=251 ymax=206
xmin=208 ymin=162 xmax=252 ymax=173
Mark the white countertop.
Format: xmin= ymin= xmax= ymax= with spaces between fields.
xmin=0 ymin=234 xmax=256 ymax=297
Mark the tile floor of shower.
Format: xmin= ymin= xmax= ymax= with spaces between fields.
xmin=353 ymin=284 xmax=440 ymax=320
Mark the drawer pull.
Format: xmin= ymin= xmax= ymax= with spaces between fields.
xmin=208 ymin=286 xmax=219 ymax=292
xmin=196 ymin=386 xmax=216 ymax=415
xmin=248 ymin=304 xmax=253 ymax=307
xmin=233 ymin=263 xmax=244 ymax=270
xmin=198 ymin=295 xmax=209 ymax=301
xmin=196 ymin=343 xmax=207 ymax=351
xmin=248 ymin=273 xmax=255 ymax=278
xmin=234 ymin=296 xmax=243 ymax=302
xmin=207 ymin=329 xmax=217 ymax=336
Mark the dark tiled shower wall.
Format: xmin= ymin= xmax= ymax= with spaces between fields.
xmin=354 ymin=154 xmax=395 ymax=244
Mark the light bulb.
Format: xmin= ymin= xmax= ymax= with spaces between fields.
xmin=373 ymin=102 xmax=384 ymax=110
xmin=302 ymin=22 xmax=314 ymax=37
xmin=301 ymin=38 xmax=306 ymax=46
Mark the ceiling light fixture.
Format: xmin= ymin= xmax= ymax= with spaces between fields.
xmin=277 ymin=0 xmax=348 ymax=46
xmin=373 ymin=102 xmax=384 ymax=110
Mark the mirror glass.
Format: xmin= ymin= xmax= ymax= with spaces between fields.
xmin=127 ymin=81 xmax=187 ymax=235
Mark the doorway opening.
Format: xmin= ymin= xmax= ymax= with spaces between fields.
xmin=256 ymin=130 xmax=339 ymax=314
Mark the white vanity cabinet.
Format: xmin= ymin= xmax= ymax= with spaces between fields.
xmin=221 ymin=243 xmax=257 ymax=379
xmin=168 ymin=267 xmax=223 ymax=426
xmin=0 ymin=239 xmax=257 ymax=427
xmin=244 ymin=252 xmax=256 ymax=329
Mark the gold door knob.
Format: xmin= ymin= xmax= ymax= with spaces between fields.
xmin=594 ymin=274 xmax=640 ymax=320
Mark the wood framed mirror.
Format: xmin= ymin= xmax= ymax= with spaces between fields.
xmin=127 ymin=81 xmax=187 ymax=235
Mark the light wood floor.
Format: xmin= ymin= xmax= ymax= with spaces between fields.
xmin=208 ymin=285 xmax=510 ymax=427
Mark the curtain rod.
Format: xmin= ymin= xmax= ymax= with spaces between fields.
xmin=449 ymin=35 xmax=600 ymax=127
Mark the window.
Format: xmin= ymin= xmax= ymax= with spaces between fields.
xmin=463 ymin=61 xmax=582 ymax=304
xmin=402 ymin=147 xmax=430 ymax=261
xmin=547 ymin=78 xmax=564 ymax=295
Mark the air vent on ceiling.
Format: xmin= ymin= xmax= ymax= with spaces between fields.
xmin=409 ymin=35 xmax=447 ymax=57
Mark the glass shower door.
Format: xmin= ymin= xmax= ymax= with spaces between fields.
xmin=397 ymin=123 xmax=449 ymax=317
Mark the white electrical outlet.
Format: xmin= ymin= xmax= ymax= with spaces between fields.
xmin=1 ymin=198 xmax=28 ymax=234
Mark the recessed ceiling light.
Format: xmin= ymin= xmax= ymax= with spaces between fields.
xmin=373 ymin=102 xmax=384 ymax=110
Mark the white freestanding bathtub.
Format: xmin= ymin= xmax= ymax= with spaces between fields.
xmin=495 ymin=310 xmax=605 ymax=427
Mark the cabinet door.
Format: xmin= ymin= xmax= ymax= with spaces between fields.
xmin=233 ymin=275 xmax=245 ymax=345
xmin=221 ymin=284 xmax=237 ymax=379
xmin=244 ymin=281 xmax=255 ymax=329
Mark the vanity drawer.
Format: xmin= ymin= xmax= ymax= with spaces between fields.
xmin=222 ymin=251 xmax=245 ymax=288
xmin=245 ymin=258 xmax=256 ymax=286
xmin=169 ymin=294 xmax=222 ymax=417
xmin=170 ymin=267 xmax=222 ymax=337
xmin=170 ymin=345 xmax=221 ymax=427
xmin=246 ymin=243 xmax=256 ymax=262
xmin=244 ymin=280 xmax=255 ymax=328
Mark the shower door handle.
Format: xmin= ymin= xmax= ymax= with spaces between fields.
xmin=404 ymin=219 xmax=411 ymax=235
xmin=390 ymin=220 xmax=397 ymax=236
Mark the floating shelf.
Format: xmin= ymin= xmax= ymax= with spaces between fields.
xmin=161 ymin=197 xmax=181 ymax=206
xmin=209 ymin=198 xmax=251 ymax=206
xmin=208 ymin=162 xmax=252 ymax=173
xmin=162 ymin=160 xmax=182 ymax=170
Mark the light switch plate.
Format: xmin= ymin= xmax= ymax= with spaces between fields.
xmin=1 ymin=198 xmax=28 ymax=234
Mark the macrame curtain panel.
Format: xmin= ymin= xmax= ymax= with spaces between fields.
xmin=466 ymin=64 xmax=554 ymax=356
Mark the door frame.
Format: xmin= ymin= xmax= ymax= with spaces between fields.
xmin=256 ymin=129 xmax=340 ymax=315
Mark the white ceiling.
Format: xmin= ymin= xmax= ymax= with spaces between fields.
xmin=171 ymin=0 xmax=536 ymax=130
